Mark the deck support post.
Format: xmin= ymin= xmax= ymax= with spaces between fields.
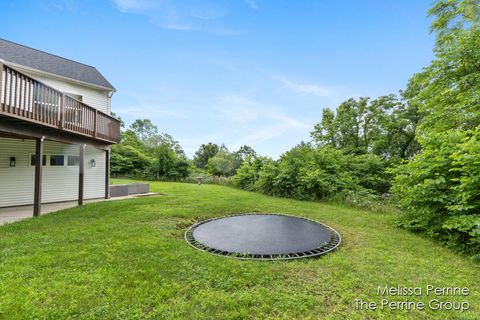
xmin=78 ymin=144 xmax=85 ymax=205
xmin=33 ymin=137 xmax=44 ymax=217
xmin=105 ymin=149 xmax=110 ymax=199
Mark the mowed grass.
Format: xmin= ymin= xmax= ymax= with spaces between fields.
xmin=0 ymin=180 xmax=479 ymax=319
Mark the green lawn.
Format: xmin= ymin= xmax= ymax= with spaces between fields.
xmin=0 ymin=180 xmax=478 ymax=319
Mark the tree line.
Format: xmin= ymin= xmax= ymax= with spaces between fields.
xmin=111 ymin=119 xmax=256 ymax=181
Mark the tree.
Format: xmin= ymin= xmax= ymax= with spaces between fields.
xmin=234 ymin=145 xmax=256 ymax=161
xmin=160 ymin=133 xmax=186 ymax=158
xmin=233 ymin=155 xmax=270 ymax=190
xmin=232 ymin=145 xmax=256 ymax=170
xmin=391 ymin=27 xmax=480 ymax=253
xmin=233 ymin=142 xmax=388 ymax=200
xmin=336 ymin=98 xmax=367 ymax=153
xmin=121 ymin=129 xmax=145 ymax=150
xmin=128 ymin=119 xmax=185 ymax=156
xmin=311 ymin=96 xmax=421 ymax=161
xmin=110 ymin=145 xmax=152 ymax=176
xmin=111 ymin=128 xmax=152 ymax=176
xmin=151 ymin=143 xmax=190 ymax=180
xmin=111 ymin=119 xmax=188 ymax=180
xmin=193 ymin=143 xmax=220 ymax=168
xmin=206 ymin=150 xmax=236 ymax=176
xmin=429 ymin=0 xmax=480 ymax=44
xmin=371 ymin=94 xmax=422 ymax=160
xmin=130 ymin=119 xmax=159 ymax=143
xmin=311 ymin=108 xmax=337 ymax=147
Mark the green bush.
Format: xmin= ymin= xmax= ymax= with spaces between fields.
xmin=390 ymin=28 xmax=480 ymax=254
xmin=391 ymin=129 xmax=480 ymax=253
xmin=232 ymin=156 xmax=269 ymax=190
xmin=233 ymin=144 xmax=389 ymax=203
xmin=111 ymin=144 xmax=153 ymax=177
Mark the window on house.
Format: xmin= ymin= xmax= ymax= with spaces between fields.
xmin=50 ymin=155 xmax=65 ymax=166
xmin=67 ymin=155 xmax=80 ymax=166
xmin=30 ymin=155 xmax=47 ymax=166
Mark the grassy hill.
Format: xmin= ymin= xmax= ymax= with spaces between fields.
xmin=0 ymin=181 xmax=478 ymax=319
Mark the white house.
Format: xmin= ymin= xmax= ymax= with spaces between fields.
xmin=0 ymin=38 xmax=120 ymax=215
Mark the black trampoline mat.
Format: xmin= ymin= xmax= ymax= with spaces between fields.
xmin=191 ymin=214 xmax=333 ymax=255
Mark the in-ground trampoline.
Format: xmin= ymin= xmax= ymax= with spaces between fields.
xmin=185 ymin=213 xmax=341 ymax=260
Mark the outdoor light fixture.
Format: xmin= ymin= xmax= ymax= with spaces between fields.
xmin=9 ymin=157 xmax=16 ymax=167
xmin=90 ymin=159 xmax=96 ymax=168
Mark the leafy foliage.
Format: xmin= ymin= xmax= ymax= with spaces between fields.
xmin=111 ymin=144 xmax=152 ymax=176
xmin=391 ymin=23 xmax=480 ymax=253
xmin=391 ymin=129 xmax=480 ymax=253
xmin=206 ymin=149 xmax=237 ymax=177
xmin=193 ymin=143 xmax=220 ymax=169
xmin=311 ymin=95 xmax=421 ymax=161
xmin=429 ymin=0 xmax=480 ymax=43
xmin=233 ymin=144 xmax=389 ymax=202
xmin=111 ymin=120 xmax=190 ymax=180
xmin=233 ymin=156 xmax=270 ymax=190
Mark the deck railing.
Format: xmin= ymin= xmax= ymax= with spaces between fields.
xmin=0 ymin=62 xmax=120 ymax=143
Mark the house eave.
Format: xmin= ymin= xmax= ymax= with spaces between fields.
xmin=0 ymin=58 xmax=116 ymax=93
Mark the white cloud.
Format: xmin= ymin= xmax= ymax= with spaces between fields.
xmin=111 ymin=0 xmax=240 ymax=35
xmin=115 ymin=105 xmax=186 ymax=119
xmin=214 ymin=94 xmax=312 ymax=148
xmin=273 ymin=75 xmax=332 ymax=97
xmin=271 ymin=113 xmax=312 ymax=129
xmin=233 ymin=115 xmax=310 ymax=147
xmin=112 ymin=0 xmax=160 ymax=12
xmin=42 ymin=0 xmax=80 ymax=12
xmin=216 ymin=95 xmax=260 ymax=122
xmin=244 ymin=0 xmax=259 ymax=10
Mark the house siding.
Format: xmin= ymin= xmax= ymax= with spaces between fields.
xmin=0 ymin=137 xmax=106 ymax=207
xmin=8 ymin=68 xmax=112 ymax=114
xmin=31 ymin=73 xmax=111 ymax=114
xmin=1 ymin=67 xmax=111 ymax=114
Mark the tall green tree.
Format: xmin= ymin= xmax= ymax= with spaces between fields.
xmin=129 ymin=119 xmax=185 ymax=156
xmin=151 ymin=144 xmax=189 ymax=180
xmin=232 ymin=145 xmax=257 ymax=170
xmin=206 ymin=150 xmax=237 ymax=176
xmin=429 ymin=0 xmax=480 ymax=43
xmin=373 ymin=94 xmax=422 ymax=160
xmin=111 ymin=119 xmax=189 ymax=180
xmin=311 ymin=96 xmax=421 ymax=161
xmin=193 ymin=143 xmax=220 ymax=168
xmin=391 ymin=19 xmax=480 ymax=253
xmin=311 ymin=108 xmax=337 ymax=147
xmin=130 ymin=119 xmax=159 ymax=143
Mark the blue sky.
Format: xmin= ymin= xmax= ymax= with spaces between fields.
xmin=1 ymin=0 xmax=435 ymax=158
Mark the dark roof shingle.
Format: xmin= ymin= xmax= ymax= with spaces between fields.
xmin=0 ymin=38 xmax=115 ymax=91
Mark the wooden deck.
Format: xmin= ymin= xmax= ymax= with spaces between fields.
xmin=0 ymin=62 xmax=120 ymax=144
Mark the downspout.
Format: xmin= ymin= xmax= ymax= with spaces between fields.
xmin=107 ymin=91 xmax=114 ymax=114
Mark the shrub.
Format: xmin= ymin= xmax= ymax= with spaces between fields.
xmin=391 ymin=129 xmax=480 ymax=253
xmin=232 ymin=156 xmax=270 ymax=190
xmin=233 ymin=144 xmax=389 ymax=203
